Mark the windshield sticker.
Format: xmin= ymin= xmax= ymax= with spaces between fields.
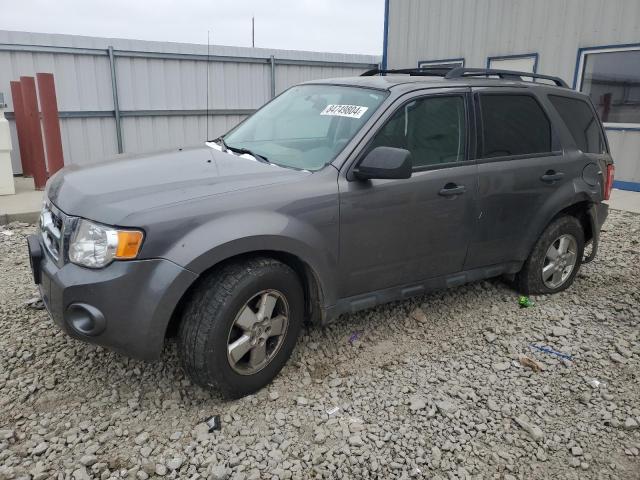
xmin=320 ymin=104 xmax=368 ymax=119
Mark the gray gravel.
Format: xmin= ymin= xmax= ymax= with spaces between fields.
xmin=1 ymin=210 xmax=639 ymax=479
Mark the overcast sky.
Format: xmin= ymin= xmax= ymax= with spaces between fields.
xmin=2 ymin=0 xmax=385 ymax=55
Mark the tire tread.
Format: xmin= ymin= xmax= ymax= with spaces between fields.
xmin=178 ymin=257 xmax=300 ymax=397
xmin=517 ymin=215 xmax=584 ymax=295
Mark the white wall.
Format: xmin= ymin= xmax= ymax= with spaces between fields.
xmin=386 ymin=0 xmax=640 ymax=187
xmin=0 ymin=30 xmax=380 ymax=171
xmin=386 ymin=0 xmax=640 ymax=81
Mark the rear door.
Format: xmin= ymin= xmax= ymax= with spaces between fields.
xmin=465 ymin=88 xmax=571 ymax=269
xmin=337 ymin=89 xmax=478 ymax=298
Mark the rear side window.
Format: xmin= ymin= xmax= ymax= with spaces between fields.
xmin=479 ymin=94 xmax=552 ymax=158
xmin=548 ymin=95 xmax=606 ymax=154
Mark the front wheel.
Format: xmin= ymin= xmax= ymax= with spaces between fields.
xmin=517 ymin=216 xmax=584 ymax=295
xmin=178 ymin=257 xmax=304 ymax=398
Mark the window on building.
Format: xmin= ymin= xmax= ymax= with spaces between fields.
xmin=479 ymin=94 xmax=552 ymax=158
xmin=488 ymin=55 xmax=537 ymax=73
xmin=578 ymin=47 xmax=640 ymax=126
xmin=418 ymin=59 xmax=464 ymax=70
xmin=548 ymin=95 xmax=606 ymax=154
xmin=368 ymin=96 xmax=466 ymax=168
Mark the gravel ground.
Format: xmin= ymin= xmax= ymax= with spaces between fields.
xmin=1 ymin=210 xmax=639 ymax=480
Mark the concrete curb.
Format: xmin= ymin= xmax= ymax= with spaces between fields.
xmin=0 ymin=211 xmax=40 ymax=225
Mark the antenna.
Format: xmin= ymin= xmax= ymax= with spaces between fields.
xmin=206 ymin=30 xmax=210 ymax=141
xmin=252 ymin=16 xmax=255 ymax=48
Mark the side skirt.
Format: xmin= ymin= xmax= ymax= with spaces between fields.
xmin=321 ymin=261 xmax=522 ymax=324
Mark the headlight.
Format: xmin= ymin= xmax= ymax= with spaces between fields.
xmin=69 ymin=219 xmax=144 ymax=268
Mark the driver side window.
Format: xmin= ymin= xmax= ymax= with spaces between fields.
xmin=369 ymin=95 xmax=467 ymax=169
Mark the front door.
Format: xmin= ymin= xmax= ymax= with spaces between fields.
xmin=338 ymin=91 xmax=477 ymax=298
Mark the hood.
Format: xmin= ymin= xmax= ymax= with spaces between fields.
xmin=47 ymin=146 xmax=310 ymax=225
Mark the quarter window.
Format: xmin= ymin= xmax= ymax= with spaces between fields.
xmin=418 ymin=59 xmax=464 ymax=69
xmin=578 ymin=48 xmax=640 ymax=125
xmin=488 ymin=55 xmax=537 ymax=73
xmin=479 ymin=94 xmax=552 ymax=158
xmin=548 ymin=95 xmax=606 ymax=154
xmin=368 ymin=96 xmax=466 ymax=168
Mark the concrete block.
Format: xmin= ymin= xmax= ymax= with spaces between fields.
xmin=0 ymin=107 xmax=16 ymax=196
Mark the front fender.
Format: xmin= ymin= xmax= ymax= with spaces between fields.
xmin=161 ymin=211 xmax=339 ymax=307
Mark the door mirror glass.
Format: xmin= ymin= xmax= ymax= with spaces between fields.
xmin=353 ymin=146 xmax=412 ymax=180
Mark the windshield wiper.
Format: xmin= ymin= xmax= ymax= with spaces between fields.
xmin=211 ymin=136 xmax=271 ymax=164
xmin=225 ymin=144 xmax=270 ymax=164
xmin=212 ymin=136 xmax=228 ymax=151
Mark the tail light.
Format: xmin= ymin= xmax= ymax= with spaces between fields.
xmin=604 ymin=164 xmax=614 ymax=200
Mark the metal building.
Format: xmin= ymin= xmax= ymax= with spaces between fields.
xmin=0 ymin=30 xmax=379 ymax=172
xmin=383 ymin=0 xmax=640 ymax=191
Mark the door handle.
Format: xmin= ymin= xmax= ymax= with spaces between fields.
xmin=540 ymin=170 xmax=565 ymax=183
xmin=438 ymin=183 xmax=466 ymax=197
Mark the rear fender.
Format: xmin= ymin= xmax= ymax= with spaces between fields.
xmin=584 ymin=203 xmax=609 ymax=263
xmin=519 ymin=179 xmax=596 ymax=261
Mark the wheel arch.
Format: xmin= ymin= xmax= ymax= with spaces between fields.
xmin=522 ymin=195 xmax=594 ymax=262
xmin=552 ymin=201 xmax=593 ymax=244
xmin=165 ymin=248 xmax=326 ymax=339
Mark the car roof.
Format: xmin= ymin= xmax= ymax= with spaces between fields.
xmin=303 ymin=74 xmax=578 ymax=96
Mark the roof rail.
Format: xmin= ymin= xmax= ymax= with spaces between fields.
xmin=445 ymin=67 xmax=569 ymax=88
xmin=360 ymin=66 xmax=455 ymax=77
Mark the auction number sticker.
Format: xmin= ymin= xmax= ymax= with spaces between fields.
xmin=320 ymin=104 xmax=368 ymax=118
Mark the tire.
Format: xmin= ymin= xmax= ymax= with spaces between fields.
xmin=178 ymin=257 xmax=304 ymax=398
xmin=517 ymin=215 xmax=584 ymax=295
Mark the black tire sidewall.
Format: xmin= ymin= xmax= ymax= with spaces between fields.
xmin=521 ymin=216 xmax=585 ymax=295
xmin=202 ymin=263 xmax=304 ymax=397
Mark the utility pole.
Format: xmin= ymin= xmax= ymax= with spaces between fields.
xmin=252 ymin=16 xmax=255 ymax=48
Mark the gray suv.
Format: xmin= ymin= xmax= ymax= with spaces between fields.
xmin=27 ymin=67 xmax=614 ymax=398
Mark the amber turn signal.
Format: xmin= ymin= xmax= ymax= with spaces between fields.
xmin=115 ymin=230 xmax=144 ymax=259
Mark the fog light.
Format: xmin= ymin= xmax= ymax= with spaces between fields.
xmin=66 ymin=303 xmax=106 ymax=336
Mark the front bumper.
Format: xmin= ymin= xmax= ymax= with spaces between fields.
xmin=28 ymin=234 xmax=198 ymax=360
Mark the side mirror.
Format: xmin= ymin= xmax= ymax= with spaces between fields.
xmin=353 ymin=146 xmax=412 ymax=181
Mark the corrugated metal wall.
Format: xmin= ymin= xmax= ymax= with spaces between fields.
xmin=608 ymin=130 xmax=640 ymax=187
xmin=385 ymin=0 xmax=640 ymax=187
xmin=0 ymin=30 xmax=379 ymax=172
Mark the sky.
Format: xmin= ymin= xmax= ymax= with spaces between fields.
xmin=2 ymin=0 xmax=385 ymax=55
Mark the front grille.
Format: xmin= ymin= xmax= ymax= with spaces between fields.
xmin=40 ymin=202 xmax=66 ymax=263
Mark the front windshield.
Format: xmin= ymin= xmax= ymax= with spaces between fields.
xmin=223 ymin=84 xmax=388 ymax=171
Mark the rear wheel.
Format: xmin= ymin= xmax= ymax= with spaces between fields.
xmin=517 ymin=216 xmax=584 ymax=295
xmin=178 ymin=257 xmax=304 ymax=398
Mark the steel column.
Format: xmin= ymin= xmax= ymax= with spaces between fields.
xmin=107 ymin=46 xmax=124 ymax=154
xmin=36 ymin=73 xmax=65 ymax=175
xmin=270 ymin=55 xmax=276 ymax=98
xmin=9 ymin=81 xmax=32 ymax=176
xmin=19 ymin=76 xmax=47 ymax=189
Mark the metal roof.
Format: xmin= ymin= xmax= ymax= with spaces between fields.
xmin=304 ymin=74 xmax=578 ymax=93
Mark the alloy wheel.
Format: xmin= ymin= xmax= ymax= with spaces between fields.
xmin=542 ymin=234 xmax=578 ymax=289
xmin=226 ymin=290 xmax=290 ymax=375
